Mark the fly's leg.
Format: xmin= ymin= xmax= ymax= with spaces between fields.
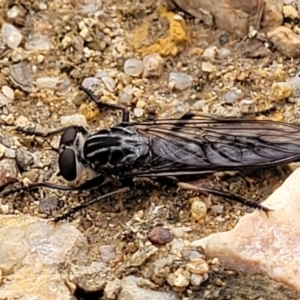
xmin=79 ymin=85 xmax=130 ymax=123
xmin=15 ymin=84 xmax=131 ymax=137
xmin=13 ymin=124 xmax=90 ymax=157
xmin=13 ymin=125 xmax=77 ymax=138
xmin=169 ymin=112 xmax=195 ymax=131
xmin=53 ymin=187 xmax=130 ymax=222
xmin=1 ymin=174 xmax=110 ymax=197
xmin=0 ymin=179 xmax=18 ymax=193
xmin=178 ymin=182 xmax=272 ymax=214
xmin=243 ymin=105 xmax=277 ymax=117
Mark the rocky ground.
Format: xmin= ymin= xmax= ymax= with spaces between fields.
xmin=1 ymin=0 xmax=300 ymax=299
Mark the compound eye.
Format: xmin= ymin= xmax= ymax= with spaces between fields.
xmin=59 ymin=127 xmax=77 ymax=147
xmin=58 ymin=148 xmax=77 ymax=181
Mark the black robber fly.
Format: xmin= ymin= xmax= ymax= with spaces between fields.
xmin=4 ymin=86 xmax=300 ymax=221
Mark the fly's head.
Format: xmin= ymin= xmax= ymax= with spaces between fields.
xmin=58 ymin=126 xmax=90 ymax=181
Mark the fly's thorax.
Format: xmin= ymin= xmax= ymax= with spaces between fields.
xmin=58 ymin=126 xmax=90 ymax=181
xmin=83 ymin=126 xmax=149 ymax=171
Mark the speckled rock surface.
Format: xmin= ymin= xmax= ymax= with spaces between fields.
xmin=192 ymin=167 xmax=300 ymax=292
xmin=0 ymin=215 xmax=88 ymax=299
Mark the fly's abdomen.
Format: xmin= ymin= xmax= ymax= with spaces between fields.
xmin=83 ymin=126 xmax=149 ymax=172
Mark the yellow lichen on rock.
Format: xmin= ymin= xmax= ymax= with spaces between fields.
xmin=79 ymin=103 xmax=100 ymax=122
xmin=131 ymin=7 xmax=190 ymax=57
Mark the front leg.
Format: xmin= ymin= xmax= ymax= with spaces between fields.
xmin=1 ymin=174 xmax=111 ymax=197
xmin=14 ymin=124 xmax=76 ymax=138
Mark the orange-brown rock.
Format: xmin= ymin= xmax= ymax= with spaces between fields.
xmin=168 ymin=0 xmax=283 ymax=36
xmin=267 ymin=26 xmax=300 ymax=58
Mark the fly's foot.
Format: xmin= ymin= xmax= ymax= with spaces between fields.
xmin=53 ymin=208 xmax=75 ymax=222
xmin=15 ymin=126 xmax=37 ymax=135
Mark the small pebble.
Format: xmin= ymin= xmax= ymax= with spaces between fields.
xmin=136 ymin=99 xmax=146 ymax=108
xmin=283 ymin=5 xmax=299 ymax=19
xmin=169 ymin=227 xmax=189 ymax=239
xmin=182 ymin=251 xmax=203 ymax=262
xmin=133 ymin=107 xmax=143 ymax=117
xmin=124 ymin=58 xmax=144 ymax=77
xmin=142 ymin=53 xmax=164 ymax=78
xmin=15 ymin=149 xmax=34 ymax=171
xmin=39 ymin=2 xmax=47 ymax=10
xmin=218 ymin=48 xmax=231 ymax=59
xmin=1 ymin=113 xmax=14 ymax=125
xmin=223 ymin=89 xmax=244 ymax=104
xmin=0 ymin=144 xmax=7 ymax=159
xmin=1 ymin=23 xmax=23 ymax=49
xmin=0 ymin=94 xmax=9 ymax=109
xmin=147 ymin=226 xmax=174 ymax=245
xmin=192 ymin=100 xmax=207 ymax=109
xmin=96 ymin=70 xmax=108 ymax=78
xmin=190 ymin=47 xmax=204 ymax=56
xmin=39 ymin=197 xmax=58 ymax=215
xmin=5 ymin=148 xmax=16 ymax=159
xmin=167 ymin=270 xmax=190 ymax=289
xmin=271 ymin=82 xmax=292 ymax=100
xmin=215 ymin=216 xmax=225 ymax=222
xmin=287 ymin=75 xmax=300 ymax=96
xmin=104 ymin=279 xmax=121 ymax=300
xmin=201 ymin=61 xmax=216 ymax=73
xmin=101 ymin=75 xmax=115 ymax=92
xmin=2 ymin=86 xmax=14 ymax=101
xmin=119 ymin=92 xmax=133 ymax=104
xmin=169 ymin=72 xmax=192 ymax=91
xmin=219 ymin=33 xmax=229 ymax=45
xmin=118 ymin=73 xmax=131 ymax=85
xmin=83 ymin=47 xmax=93 ymax=58
xmin=186 ymin=258 xmax=209 ymax=275
xmin=211 ymin=205 xmax=224 ymax=214
xmin=0 ymin=74 xmax=8 ymax=87
xmin=170 ymin=239 xmax=185 ymax=255
xmin=61 ymin=34 xmax=73 ymax=49
xmin=79 ymin=26 xmax=89 ymax=39
xmin=190 ymin=274 xmax=205 ymax=286
xmin=22 ymin=169 xmax=39 ymax=182
xmin=7 ymin=6 xmax=22 ymax=19
xmin=22 ymin=177 xmax=32 ymax=186
xmin=60 ymin=114 xmax=88 ymax=128
xmin=99 ymin=245 xmax=117 ymax=262
xmin=190 ymin=199 xmax=207 ymax=224
xmin=9 ymin=62 xmax=33 ymax=93
xmin=35 ymin=77 xmax=61 ymax=90
xmin=129 ymin=245 xmax=157 ymax=267
xmin=173 ymin=14 xmax=184 ymax=21
xmin=202 ymin=46 xmax=218 ymax=60
xmin=25 ymin=36 xmax=51 ymax=51
xmin=81 ymin=77 xmax=102 ymax=90
xmin=15 ymin=115 xmax=30 ymax=128
xmin=123 ymin=84 xmax=134 ymax=95
xmin=0 ymin=204 xmax=10 ymax=215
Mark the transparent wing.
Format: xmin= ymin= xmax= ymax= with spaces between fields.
xmin=127 ymin=112 xmax=300 ymax=176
